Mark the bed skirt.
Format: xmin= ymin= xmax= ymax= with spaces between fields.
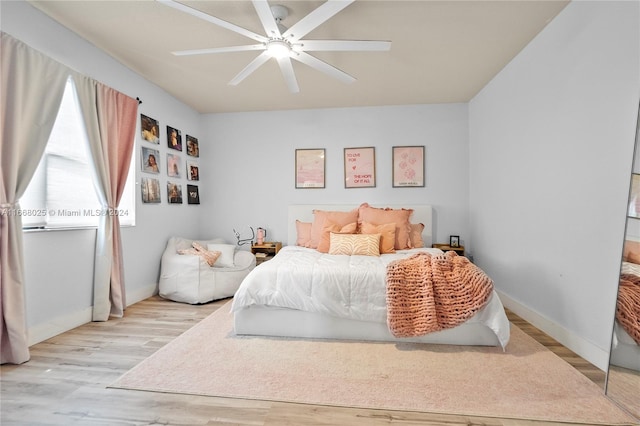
xmin=234 ymin=292 xmax=510 ymax=348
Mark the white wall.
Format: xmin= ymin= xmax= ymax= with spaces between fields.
xmin=6 ymin=0 xmax=638 ymax=371
xmin=2 ymin=1 xmax=203 ymax=343
xmin=199 ymin=104 xmax=470 ymax=248
xmin=469 ymin=0 xmax=640 ymax=369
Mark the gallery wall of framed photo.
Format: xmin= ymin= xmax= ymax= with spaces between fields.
xmin=140 ymin=113 xmax=200 ymax=205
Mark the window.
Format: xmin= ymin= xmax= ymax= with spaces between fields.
xmin=21 ymin=79 xmax=135 ymax=229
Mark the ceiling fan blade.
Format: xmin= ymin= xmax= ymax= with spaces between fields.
xmin=157 ymin=0 xmax=267 ymax=43
xmin=276 ymin=57 xmax=300 ymax=93
xmin=284 ymin=0 xmax=355 ymax=41
xmin=293 ymin=51 xmax=355 ymax=85
xmin=252 ymin=0 xmax=282 ymax=38
xmin=172 ymin=44 xmax=265 ymax=56
xmin=299 ymin=40 xmax=391 ymax=52
xmin=229 ymin=51 xmax=271 ymax=86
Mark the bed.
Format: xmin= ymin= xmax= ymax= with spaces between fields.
xmin=231 ymin=204 xmax=511 ymax=349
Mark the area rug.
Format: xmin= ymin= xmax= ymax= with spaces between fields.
xmin=110 ymin=302 xmax=637 ymax=425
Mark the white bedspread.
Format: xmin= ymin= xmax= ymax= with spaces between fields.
xmin=232 ymin=246 xmax=510 ymax=348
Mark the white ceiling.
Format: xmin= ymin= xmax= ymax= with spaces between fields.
xmin=27 ymin=0 xmax=569 ymax=114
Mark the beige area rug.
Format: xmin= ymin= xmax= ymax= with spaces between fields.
xmin=607 ymin=366 xmax=640 ymax=420
xmin=111 ymin=302 xmax=637 ymax=425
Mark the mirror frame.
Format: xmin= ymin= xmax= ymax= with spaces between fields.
xmin=605 ymin=100 xmax=640 ymax=420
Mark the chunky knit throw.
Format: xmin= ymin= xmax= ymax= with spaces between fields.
xmin=386 ymin=251 xmax=494 ymax=338
xmin=617 ymin=274 xmax=640 ymax=345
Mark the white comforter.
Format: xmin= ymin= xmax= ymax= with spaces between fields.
xmin=232 ymin=246 xmax=510 ymax=348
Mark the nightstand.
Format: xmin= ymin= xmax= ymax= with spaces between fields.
xmin=251 ymin=242 xmax=282 ymax=265
xmin=432 ymin=243 xmax=465 ymax=257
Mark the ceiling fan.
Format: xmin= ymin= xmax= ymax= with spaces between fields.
xmin=157 ymin=0 xmax=391 ymax=93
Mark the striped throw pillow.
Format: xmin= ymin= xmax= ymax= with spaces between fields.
xmin=328 ymin=233 xmax=381 ymax=256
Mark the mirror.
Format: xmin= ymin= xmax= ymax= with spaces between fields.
xmin=606 ymin=102 xmax=640 ymax=419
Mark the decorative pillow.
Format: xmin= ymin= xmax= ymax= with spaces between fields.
xmin=409 ymin=223 xmax=425 ymax=248
xmin=623 ymin=240 xmax=640 ymax=264
xmin=178 ymin=241 xmax=221 ymax=267
xmin=317 ymin=222 xmax=357 ymax=253
xmin=206 ymin=243 xmax=236 ymax=268
xmin=329 ymin=233 xmax=381 ymax=256
xmin=173 ymin=237 xmax=196 ymax=252
xmin=622 ymin=261 xmax=640 ymax=275
xmin=360 ymin=222 xmax=396 ymax=254
xmin=295 ymin=220 xmax=312 ymax=247
xmin=309 ymin=208 xmax=359 ymax=249
xmin=358 ymin=203 xmax=413 ymax=250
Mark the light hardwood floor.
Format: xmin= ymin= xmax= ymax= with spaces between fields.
xmin=0 ymin=296 xmax=617 ymax=426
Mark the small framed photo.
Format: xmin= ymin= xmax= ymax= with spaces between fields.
xmin=344 ymin=147 xmax=375 ymax=188
xmin=141 ymin=146 xmax=160 ymax=174
xmin=167 ymin=153 xmax=182 ymax=178
xmin=187 ymin=161 xmax=199 ymax=181
xmin=392 ymin=146 xmax=425 ymax=187
xmin=167 ymin=125 xmax=182 ymax=151
xmin=187 ymin=184 xmax=200 ymax=205
xmin=167 ymin=182 xmax=183 ymax=204
xmin=295 ymin=148 xmax=325 ymax=189
xmin=141 ymin=177 xmax=161 ymax=203
xmin=186 ymin=135 xmax=199 ymax=157
xmin=450 ymin=235 xmax=460 ymax=248
xmin=140 ymin=114 xmax=160 ymax=144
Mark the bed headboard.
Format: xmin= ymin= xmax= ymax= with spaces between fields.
xmin=287 ymin=204 xmax=433 ymax=248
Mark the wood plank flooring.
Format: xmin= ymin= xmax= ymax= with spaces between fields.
xmin=0 ymin=296 xmax=615 ymax=425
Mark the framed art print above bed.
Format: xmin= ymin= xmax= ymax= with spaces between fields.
xmin=295 ymin=148 xmax=325 ymax=189
xmin=344 ymin=147 xmax=375 ymax=188
xmin=392 ymin=146 xmax=425 ymax=187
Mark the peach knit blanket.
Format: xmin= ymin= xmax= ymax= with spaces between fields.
xmin=386 ymin=251 xmax=494 ymax=338
xmin=617 ymin=274 xmax=640 ymax=345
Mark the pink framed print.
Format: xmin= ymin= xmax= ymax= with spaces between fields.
xmin=392 ymin=145 xmax=425 ymax=187
xmin=344 ymin=147 xmax=375 ymax=188
xmin=295 ymin=148 xmax=325 ymax=188
xmin=167 ymin=153 xmax=182 ymax=178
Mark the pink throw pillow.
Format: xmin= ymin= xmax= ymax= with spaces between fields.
xmin=360 ymin=222 xmax=396 ymax=254
xmin=295 ymin=220 xmax=312 ymax=247
xmin=409 ymin=223 xmax=425 ymax=248
xmin=358 ymin=203 xmax=413 ymax=250
xmin=309 ymin=208 xmax=359 ymax=249
xmin=317 ymin=222 xmax=357 ymax=253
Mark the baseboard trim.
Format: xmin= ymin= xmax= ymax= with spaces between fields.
xmin=28 ymin=307 xmax=93 ymax=346
xmin=127 ymin=283 xmax=158 ymax=306
xmin=498 ymin=291 xmax=610 ymax=371
xmin=28 ymin=283 xmax=158 ymax=346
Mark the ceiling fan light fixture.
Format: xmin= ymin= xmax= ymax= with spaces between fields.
xmin=161 ymin=0 xmax=390 ymax=93
xmin=266 ymin=39 xmax=291 ymax=58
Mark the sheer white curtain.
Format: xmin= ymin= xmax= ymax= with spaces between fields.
xmin=73 ymin=76 xmax=138 ymax=321
xmin=0 ymin=32 xmax=69 ymax=364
